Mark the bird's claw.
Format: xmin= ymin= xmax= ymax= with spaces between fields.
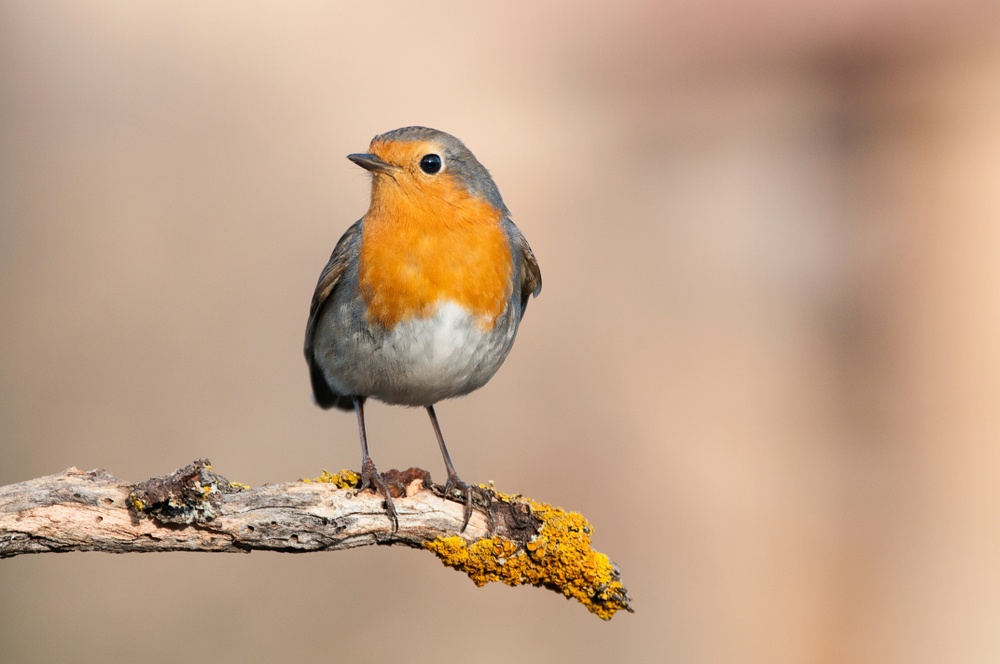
xmin=356 ymin=457 xmax=399 ymax=533
xmin=443 ymin=474 xmax=493 ymax=533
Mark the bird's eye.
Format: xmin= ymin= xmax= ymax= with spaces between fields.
xmin=419 ymin=154 xmax=442 ymax=174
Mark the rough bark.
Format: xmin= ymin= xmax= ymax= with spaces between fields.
xmin=0 ymin=459 xmax=633 ymax=619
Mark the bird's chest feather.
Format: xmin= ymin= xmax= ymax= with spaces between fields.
xmin=357 ymin=187 xmax=513 ymax=330
xmin=344 ymin=300 xmax=517 ymax=406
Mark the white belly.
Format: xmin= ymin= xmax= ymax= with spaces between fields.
xmin=315 ymin=299 xmax=518 ymax=406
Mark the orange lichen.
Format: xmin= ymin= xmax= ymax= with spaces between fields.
xmin=302 ymin=469 xmax=361 ymax=490
xmin=424 ymin=491 xmax=633 ymax=620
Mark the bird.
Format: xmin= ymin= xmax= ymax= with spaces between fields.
xmin=304 ymin=126 xmax=541 ymax=532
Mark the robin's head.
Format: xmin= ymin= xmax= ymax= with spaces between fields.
xmin=348 ymin=127 xmax=509 ymax=216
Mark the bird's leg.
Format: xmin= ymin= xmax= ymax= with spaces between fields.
xmin=353 ymin=396 xmax=398 ymax=533
xmin=426 ymin=404 xmax=491 ymax=532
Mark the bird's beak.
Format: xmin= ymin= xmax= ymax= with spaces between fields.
xmin=347 ymin=152 xmax=397 ymax=174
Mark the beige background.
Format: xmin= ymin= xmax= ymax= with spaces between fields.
xmin=3 ymin=2 xmax=1000 ymax=662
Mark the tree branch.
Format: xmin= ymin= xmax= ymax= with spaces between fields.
xmin=0 ymin=459 xmax=632 ymax=620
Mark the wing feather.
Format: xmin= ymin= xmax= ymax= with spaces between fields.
xmin=304 ymin=221 xmax=362 ymax=410
xmin=506 ymin=220 xmax=541 ymax=314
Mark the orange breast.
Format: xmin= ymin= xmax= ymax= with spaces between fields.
xmin=358 ymin=173 xmax=513 ymax=329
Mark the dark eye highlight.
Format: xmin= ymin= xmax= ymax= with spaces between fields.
xmin=419 ymin=154 xmax=442 ymax=174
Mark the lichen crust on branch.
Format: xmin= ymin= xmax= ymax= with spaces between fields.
xmin=128 ymin=458 xmax=247 ymax=524
xmin=424 ymin=488 xmax=633 ymax=620
xmin=1 ymin=460 xmax=633 ymax=620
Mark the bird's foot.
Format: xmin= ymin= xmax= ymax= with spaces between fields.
xmin=356 ymin=457 xmax=399 ymax=533
xmin=443 ymin=474 xmax=494 ymax=533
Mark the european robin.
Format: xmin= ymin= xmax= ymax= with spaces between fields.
xmin=304 ymin=127 xmax=542 ymax=531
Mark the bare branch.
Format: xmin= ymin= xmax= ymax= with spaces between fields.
xmin=0 ymin=459 xmax=633 ymax=620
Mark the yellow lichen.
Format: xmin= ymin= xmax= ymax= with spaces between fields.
xmin=127 ymin=493 xmax=145 ymax=512
xmin=228 ymin=481 xmax=250 ymax=491
xmin=302 ymin=469 xmax=361 ymax=490
xmin=424 ymin=492 xmax=632 ymax=620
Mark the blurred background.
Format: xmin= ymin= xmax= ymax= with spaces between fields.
xmin=2 ymin=2 xmax=999 ymax=662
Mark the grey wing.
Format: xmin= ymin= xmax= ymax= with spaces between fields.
xmin=304 ymin=220 xmax=361 ymax=410
xmin=505 ymin=219 xmax=542 ymax=316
